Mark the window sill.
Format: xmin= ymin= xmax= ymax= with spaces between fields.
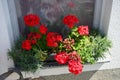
xmin=7 ymin=52 xmax=111 ymax=80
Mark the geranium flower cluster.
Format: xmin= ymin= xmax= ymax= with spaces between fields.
xmin=63 ymin=14 xmax=79 ymax=28
xmin=54 ymin=51 xmax=83 ymax=75
xmin=22 ymin=32 xmax=42 ymax=50
xmin=78 ymin=25 xmax=89 ymax=35
xmin=24 ymin=14 xmax=40 ymax=27
xmin=46 ymin=32 xmax=63 ymax=47
xmin=22 ymin=14 xmax=63 ymax=50
xmin=22 ymin=13 xmax=89 ymax=75
xmin=55 ymin=15 xmax=89 ymax=75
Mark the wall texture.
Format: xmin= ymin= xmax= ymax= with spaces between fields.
xmin=0 ymin=0 xmax=19 ymax=75
xmin=107 ymin=0 xmax=120 ymax=69
xmin=0 ymin=0 xmax=11 ymax=74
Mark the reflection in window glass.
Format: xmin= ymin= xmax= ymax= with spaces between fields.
xmin=15 ymin=0 xmax=95 ymax=37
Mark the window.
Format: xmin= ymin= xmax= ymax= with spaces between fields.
xmin=14 ymin=0 xmax=95 ymax=36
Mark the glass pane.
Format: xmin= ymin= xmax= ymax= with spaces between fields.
xmin=14 ymin=0 xmax=95 ymax=37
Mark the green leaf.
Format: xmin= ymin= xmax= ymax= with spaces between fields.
xmin=34 ymin=49 xmax=48 ymax=61
xmin=71 ymin=27 xmax=78 ymax=31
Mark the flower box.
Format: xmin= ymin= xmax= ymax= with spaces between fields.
xmin=9 ymin=14 xmax=111 ymax=75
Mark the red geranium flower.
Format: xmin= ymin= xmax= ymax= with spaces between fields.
xmin=34 ymin=33 xmax=41 ymax=39
xmin=54 ymin=52 xmax=68 ymax=64
xmin=30 ymin=39 xmax=37 ymax=45
xmin=27 ymin=32 xmax=41 ymax=39
xmin=68 ymin=60 xmax=83 ymax=75
xmin=47 ymin=39 xmax=58 ymax=47
xmin=22 ymin=40 xmax=32 ymax=50
xmin=46 ymin=32 xmax=63 ymax=47
xmin=78 ymin=26 xmax=89 ymax=36
xmin=46 ymin=32 xmax=58 ymax=47
xmin=56 ymin=35 xmax=63 ymax=42
xmin=24 ymin=14 xmax=40 ymax=27
xmin=63 ymin=15 xmax=79 ymax=28
xmin=39 ymin=24 xmax=48 ymax=34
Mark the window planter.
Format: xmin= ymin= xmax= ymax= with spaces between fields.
xmin=8 ymin=13 xmax=112 ymax=78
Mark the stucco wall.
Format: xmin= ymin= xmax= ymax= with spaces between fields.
xmin=107 ymin=0 xmax=120 ymax=69
xmin=0 ymin=0 xmax=19 ymax=75
xmin=0 ymin=0 xmax=11 ymax=75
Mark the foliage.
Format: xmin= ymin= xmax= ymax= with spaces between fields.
xmin=9 ymin=37 xmax=43 ymax=72
xmin=9 ymin=14 xmax=112 ymax=75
